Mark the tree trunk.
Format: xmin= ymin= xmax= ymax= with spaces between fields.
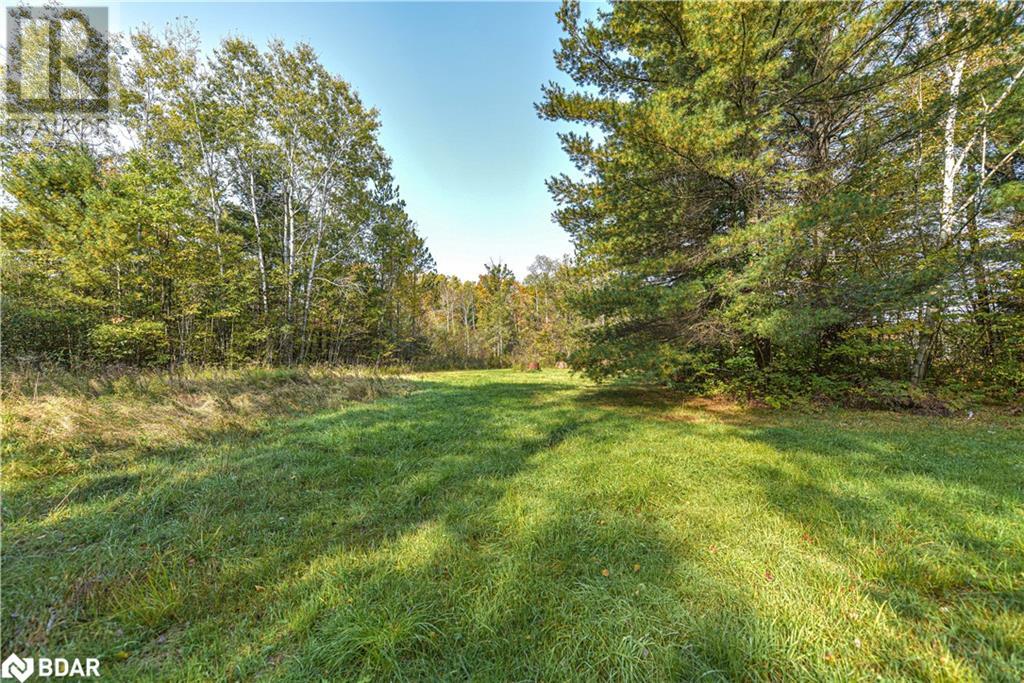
xmin=911 ymin=54 xmax=965 ymax=385
xmin=753 ymin=336 xmax=772 ymax=371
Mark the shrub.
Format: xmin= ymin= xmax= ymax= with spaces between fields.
xmin=90 ymin=321 xmax=170 ymax=367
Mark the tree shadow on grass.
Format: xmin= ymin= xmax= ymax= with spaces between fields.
xmin=3 ymin=379 xmax=609 ymax=657
xmin=577 ymin=383 xmax=1023 ymax=679
xmin=261 ymin=499 xmax=781 ymax=682
xmin=10 ymin=375 xmax=1020 ymax=679
xmin=574 ymin=384 xmax=772 ymax=426
xmin=730 ymin=421 xmax=1024 ymax=679
xmin=2 ymin=375 xmax=788 ymax=681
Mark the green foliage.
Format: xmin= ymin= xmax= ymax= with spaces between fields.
xmin=90 ymin=321 xmax=170 ymax=367
xmin=1 ymin=27 xmax=437 ymax=368
xmin=543 ymin=0 xmax=1024 ymax=401
xmin=419 ymin=256 xmax=581 ymax=369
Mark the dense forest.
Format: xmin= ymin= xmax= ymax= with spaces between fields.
xmin=3 ymin=1 xmax=1023 ymax=405
xmin=541 ymin=1 xmax=1024 ymax=403
xmin=1 ymin=23 xmax=577 ymax=370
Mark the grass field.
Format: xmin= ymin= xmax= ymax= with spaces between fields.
xmin=3 ymin=368 xmax=1022 ymax=681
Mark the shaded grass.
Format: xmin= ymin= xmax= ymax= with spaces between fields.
xmin=2 ymin=369 xmax=1022 ymax=680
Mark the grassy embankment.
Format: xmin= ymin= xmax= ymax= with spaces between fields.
xmin=2 ymin=368 xmax=1022 ymax=680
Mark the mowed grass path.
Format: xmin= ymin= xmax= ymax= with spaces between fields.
xmin=3 ymin=370 xmax=1023 ymax=680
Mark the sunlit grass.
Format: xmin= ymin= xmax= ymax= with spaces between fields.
xmin=2 ymin=369 xmax=1022 ymax=680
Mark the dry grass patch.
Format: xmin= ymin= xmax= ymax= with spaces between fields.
xmin=576 ymin=385 xmax=769 ymax=425
xmin=2 ymin=366 xmax=410 ymax=469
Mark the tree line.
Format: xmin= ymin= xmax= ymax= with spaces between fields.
xmin=424 ymin=258 xmax=579 ymax=368
xmin=1 ymin=21 xmax=577 ymax=370
xmin=5 ymin=2 xmax=1022 ymax=404
xmin=541 ymin=0 xmax=1023 ymax=401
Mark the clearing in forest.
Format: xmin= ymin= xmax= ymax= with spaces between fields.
xmin=3 ymin=369 xmax=1022 ymax=680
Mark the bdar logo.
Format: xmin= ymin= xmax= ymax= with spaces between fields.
xmin=1 ymin=654 xmax=33 ymax=683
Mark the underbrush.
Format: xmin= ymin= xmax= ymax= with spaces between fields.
xmin=569 ymin=349 xmax=1022 ymax=415
xmin=1 ymin=365 xmax=410 ymax=472
xmin=681 ymin=367 xmax=1018 ymax=416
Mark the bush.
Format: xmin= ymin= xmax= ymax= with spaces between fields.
xmin=0 ymin=303 xmax=95 ymax=365
xmin=90 ymin=321 xmax=170 ymax=367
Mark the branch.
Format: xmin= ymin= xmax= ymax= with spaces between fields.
xmin=943 ymin=135 xmax=1024 ymax=243
xmin=987 ymin=60 xmax=1024 ymax=114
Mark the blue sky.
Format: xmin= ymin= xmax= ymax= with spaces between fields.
xmin=116 ymin=1 xmax=592 ymax=280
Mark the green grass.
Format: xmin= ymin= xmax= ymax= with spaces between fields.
xmin=3 ymin=369 xmax=1022 ymax=681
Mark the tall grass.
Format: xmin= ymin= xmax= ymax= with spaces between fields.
xmin=2 ymin=365 xmax=409 ymax=474
xmin=2 ymin=369 xmax=1021 ymax=680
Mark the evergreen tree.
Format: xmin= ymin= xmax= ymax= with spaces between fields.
xmin=541 ymin=0 xmax=1024 ymax=397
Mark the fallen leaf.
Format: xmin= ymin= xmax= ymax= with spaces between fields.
xmin=601 ymin=568 xmax=610 ymax=577
xmin=764 ymin=570 xmax=775 ymax=583
xmin=633 ymin=564 xmax=641 ymax=573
